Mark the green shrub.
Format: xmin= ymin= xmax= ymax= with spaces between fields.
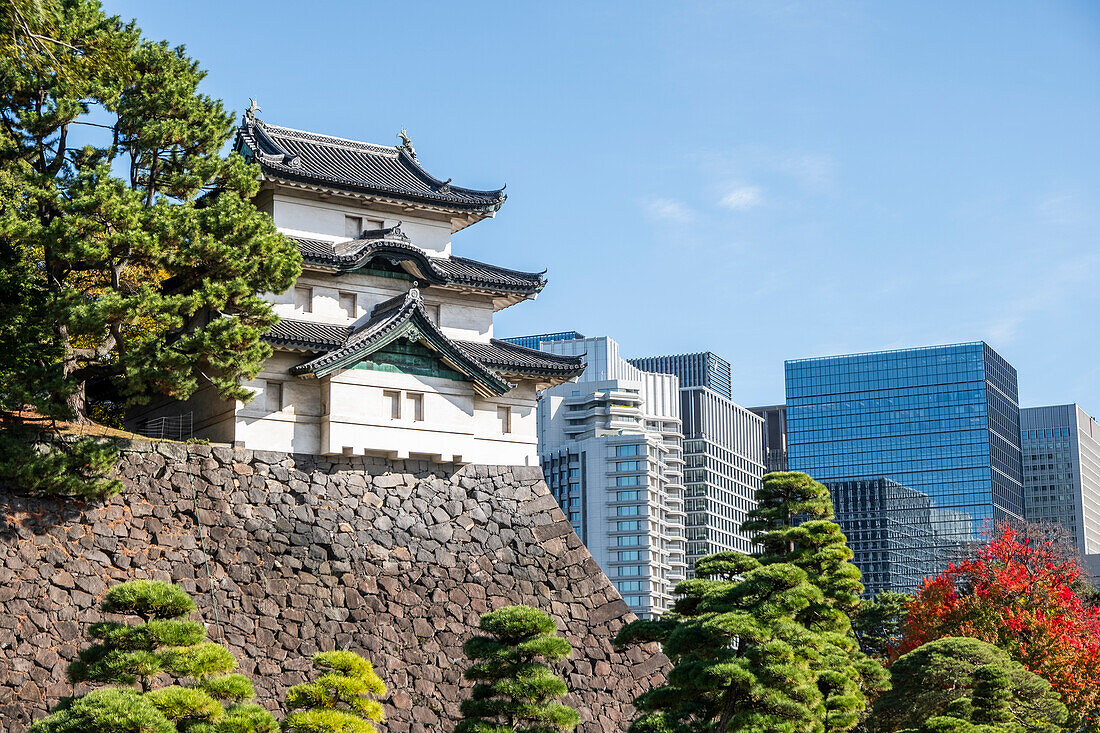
xmin=457 ymin=605 xmax=579 ymax=733
xmin=33 ymin=580 xmax=277 ymax=733
xmin=283 ymin=650 xmax=386 ymax=733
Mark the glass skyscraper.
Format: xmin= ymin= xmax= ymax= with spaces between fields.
xmin=786 ymin=342 xmax=1024 ymax=593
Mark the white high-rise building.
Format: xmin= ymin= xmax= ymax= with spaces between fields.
xmin=1021 ymin=404 xmax=1100 ymax=555
xmin=514 ymin=334 xmax=688 ymax=618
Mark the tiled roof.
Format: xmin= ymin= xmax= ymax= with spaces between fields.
xmin=286 ymin=291 xmax=511 ymax=396
xmin=456 ymin=340 xmax=586 ymax=379
xmin=237 ymin=118 xmax=506 ymax=212
xmin=266 ymin=308 xmax=584 ymax=387
xmin=265 ymin=320 xmax=351 ymax=350
xmin=288 ymin=229 xmax=546 ymax=296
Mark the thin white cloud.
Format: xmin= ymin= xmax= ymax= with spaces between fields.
xmin=643 ymin=197 xmax=696 ymax=223
xmin=719 ymin=185 xmax=763 ymax=211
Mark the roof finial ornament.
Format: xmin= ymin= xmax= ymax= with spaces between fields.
xmin=407 ymin=281 xmax=421 ymax=303
xmin=398 ymin=128 xmax=417 ymax=160
xmin=246 ymin=98 xmax=261 ymax=121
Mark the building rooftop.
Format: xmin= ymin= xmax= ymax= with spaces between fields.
xmin=236 ymin=117 xmax=507 ymax=214
xmin=266 ymin=291 xmax=585 ymax=392
xmin=292 ymin=226 xmax=546 ymax=298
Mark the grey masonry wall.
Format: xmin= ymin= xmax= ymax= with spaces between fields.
xmin=0 ymin=441 xmax=667 ymax=732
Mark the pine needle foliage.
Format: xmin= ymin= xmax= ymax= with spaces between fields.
xmin=283 ymin=650 xmax=386 ymax=733
xmin=614 ymin=471 xmax=886 ymax=733
xmin=29 ymin=580 xmax=277 ymax=733
xmin=457 ymin=605 xmax=580 ymax=733
xmin=873 ymin=637 xmax=1067 ymax=733
xmin=0 ymin=0 xmax=301 ymax=496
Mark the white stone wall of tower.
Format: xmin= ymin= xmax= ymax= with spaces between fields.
xmin=126 ymin=179 xmax=543 ymax=465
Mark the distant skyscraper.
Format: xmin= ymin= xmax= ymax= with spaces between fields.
xmin=523 ymin=335 xmax=687 ymax=618
xmin=502 ymin=331 xmax=585 ymax=351
xmin=1020 ymin=404 xmax=1100 ymax=555
xmin=629 ymin=352 xmax=732 ymax=400
xmin=786 ymin=342 xmax=1025 ymax=594
xmin=631 ymin=352 xmax=764 ymax=568
xmin=749 ymin=405 xmax=788 ymax=473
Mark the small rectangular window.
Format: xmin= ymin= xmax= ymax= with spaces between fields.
xmin=294 ymin=286 xmax=313 ymax=313
xmin=498 ymin=406 xmax=512 ymax=434
xmin=265 ymin=381 xmax=283 ymax=412
xmin=344 ymin=215 xmax=362 ymax=239
xmin=426 ymin=304 xmax=440 ymax=324
xmin=407 ymin=392 xmax=424 ymax=422
xmin=384 ymin=390 xmax=401 ymax=420
xmin=339 ymin=292 xmax=357 ymax=319
xmin=366 ymin=218 xmax=385 ymax=231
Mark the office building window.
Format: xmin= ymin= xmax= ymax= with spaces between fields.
xmin=294 ymin=286 xmax=313 ymax=313
xmin=339 ymin=291 xmax=357 ymax=319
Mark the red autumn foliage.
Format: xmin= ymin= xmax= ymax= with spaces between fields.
xmin=897 ymin=523 xmax=1100 ymax=727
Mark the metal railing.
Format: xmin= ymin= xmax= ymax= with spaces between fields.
xmin=142 ymin=413 xmax=193 ymax=441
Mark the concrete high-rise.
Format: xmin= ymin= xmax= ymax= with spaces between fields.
xmin=629 ymin=353 xmax=764 ymax=567
xmin=1021 ymin=405 xmax=1100 ymax=555
xmin=786 ymin=342 xmax=1024 ymax=593
xmin=749 ymin=404 xmax=788 ymax=473
xmin=514 ymin=335 xmax=687 ymax=618
xmin=629 ymin=352 xmax=732 ymax=400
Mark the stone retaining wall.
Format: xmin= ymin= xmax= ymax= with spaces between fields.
xmin=0 ymin=442 xmax=666 ymax=732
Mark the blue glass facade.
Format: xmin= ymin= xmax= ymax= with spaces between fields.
xmin=786 ymin=342 xmax=1024 ymax=593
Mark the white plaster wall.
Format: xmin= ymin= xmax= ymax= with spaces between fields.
xmin=270 ymin=194 xmax=452 ymax=255
xmin=268 ymin=271 xmax=496 ymax=343
xmin=234 ymin=353 xmax=324 ymax=453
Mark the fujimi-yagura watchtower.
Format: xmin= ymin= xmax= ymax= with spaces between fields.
xmin=128 ymin=113 xmax=584 ymax=465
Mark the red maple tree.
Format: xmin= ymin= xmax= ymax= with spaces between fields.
xmin=898 ymin=524 xmax=1100 ymax=730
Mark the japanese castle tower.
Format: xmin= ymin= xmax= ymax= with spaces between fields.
xmin=129 ymin=113 xmax=583 ymax=465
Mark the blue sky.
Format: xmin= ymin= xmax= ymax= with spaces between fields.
xmin=105 ymin=1 xmax=1100 ymax=411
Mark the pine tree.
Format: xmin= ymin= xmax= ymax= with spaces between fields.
xmin=871 ymin=637 xmax=1066 ymax=733
xmin=457 ymin=605 xmax=580 ymax=733
xmin=615 ymin=472 xmax=886 ymax=733
xmin=851 ymin=591 xmax=910 ymax=659
xmin=745 ymin=472 xmax=886 ymax=732
xmin=615 ymin=551 xmax=828 ymax=733
xmin=29 ymin=579 xmax=277 ymax=733
xmin=283 ymin=651 xmax=386 ymax=733
xmin=0 ymin=0 xmax=300 ymax=436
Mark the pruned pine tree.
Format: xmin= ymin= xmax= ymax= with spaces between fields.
xmin=0 ymin=0 xmax=300 ymax=495
xmin=457 ymin=605 xmax=580 ymax=733
xmin=283 ymin=651 xmax=386 ymax=733
xmin=614 ymin=472 xmax=886 ymax=733
xmin=873 ymin=637 xmax=1066 ymax=733
xmin=615 ymin=551 xmax=827 ymax=733
xmin=744 ymin=472 xmax=887 ymax=732
xmin=29 ymin=579 xmax=277 ymax=733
